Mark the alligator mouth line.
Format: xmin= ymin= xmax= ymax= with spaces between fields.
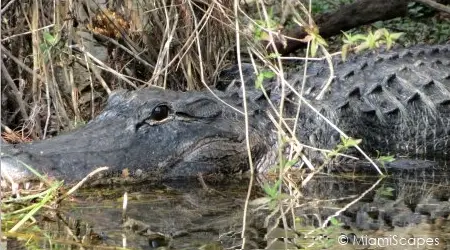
xmin=181 ymin=136 xmax=244 ymax=158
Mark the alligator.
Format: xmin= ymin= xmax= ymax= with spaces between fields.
xmin=1 ymin=44 xmax=450 ymax=184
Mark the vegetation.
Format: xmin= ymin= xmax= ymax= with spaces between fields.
xmin=1 ymin=0 xmax=449 ymax=249
xmin=1 ymin=159 xmax=62 ymax=249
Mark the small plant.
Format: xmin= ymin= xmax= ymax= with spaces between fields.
xmin=375 ymin=186 xmax=395 ymax=198
xmin=341 ymin=28 xmax=404 ymax=60
xmin=375 ymin=151 xmax=395 ymax=172
xmin=289 ymin=216 xmax=344 ymax=249
xmin=327 ymin=136 xmax=362 ymax=158
xmin=304 ymin=25 xmax=328 ymax=57
xmin=1 ymin=158 xmax=63 ymax=249
xmin=376 ymin=153 xmax=395 ymax=166
xmin=255 ymin=70 xmax=276 ymax=89
xmin=252 ymin=7 xmax=283 ymax=43
xmin=0 ymin=156 xmax=108 ymax=249
xmin=40 ymin=31 xmax=64 ymax=63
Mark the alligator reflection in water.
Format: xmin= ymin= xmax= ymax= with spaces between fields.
xmin=12 ymin=167 xmax=450 ymax=250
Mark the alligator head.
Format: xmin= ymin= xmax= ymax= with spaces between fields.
xmin=1 ymin=88 xmax=272 ymax=184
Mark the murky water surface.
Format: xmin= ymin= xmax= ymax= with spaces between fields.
xmin=4 ymin=168 xmax=450 ymax=249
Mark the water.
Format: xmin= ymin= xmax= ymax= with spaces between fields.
xmin=3 ymin=170 xmax=450 ymax=249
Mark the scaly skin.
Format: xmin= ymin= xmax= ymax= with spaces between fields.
xmin=1 ymin=45 xmax=449 ymax=184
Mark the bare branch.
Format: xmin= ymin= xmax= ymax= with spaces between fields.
xmin=415 ymin=0 xmax=450 ymax=14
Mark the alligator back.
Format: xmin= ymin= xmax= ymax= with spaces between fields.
xmin=295 ymin=45 xmax=450 ymax=161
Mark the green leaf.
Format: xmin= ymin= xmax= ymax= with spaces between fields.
xmin=262 ymin=179 xmax=282 ymax=199
xmin=39 ymin=43 xmax=49 ymax=53
xmin=267 ymin=52 xmax=281 ymax=59
xmin=378 ymin=155 xmax=395 ymax=164
xmin=341 ymin=44 xmax=350 ymax=61
xmin=366 ymin=31 xmax=377 ymax=49
xmin=342 ymin=31 xmax=352 ymax=43
xmin=329 ymin=217 xmax=343 ymax=226
xmin=373 ymin=28 xmax=386 ymax=40
xmin=43 ymin=32 xmax=57 ymax=46
xmin=327 ymin=150 xmax=338 ymax=158
xmin=315 ymin=35 xmax=328 ymax=47
xmin=389 ymin=32 xmax=404 ymax=40
xmin=341 ymin=136 xmax=362 ymax=148
xmin=255 ymin=74 xmax=264 ymax=89
xmin=311 ymin=39 xmax=318 ymax=57
xmin=284 ymin=159 xmax=297 ymax=169
xmin=377 ymin=186 xmax=395 ymax=197
xmin=262 ymin=70 xmax=276 ymax=78
xmin=352 ymin=34 xmax=368 ymax=41
xmin=343 ymin=32 xmax=367 ymax=44
xmin=255 ymin=70 xmax=275 ymax=89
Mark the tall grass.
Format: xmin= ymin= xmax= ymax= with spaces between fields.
xmin=1 ymin=0 xmax=236 ymax=139
xmin=0 ymin=0 xmax=393 ymax=249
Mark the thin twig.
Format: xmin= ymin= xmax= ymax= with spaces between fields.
xmin=92 ymin=33 xmax=155 ymax=70
xmin=319 ymin=177 xmax=384 ymax=228
xmin=1 ymin=24 xmax=55 ymax=42
xmin=57 ymin=166 xmax=109 ymax=202
xmin=71 ymin=45 xmax=138 ymax=89
xmin=1 ymin=62 xmax=30 ymax=123
xmin=0 ymin=0 xmax=17 ymax=15
xmin=415 ymin=0 xmax=450 ymax=14
xmin=315 ymin=45 xmax=334 ymax=100
xmin=1 ymin=45 xmax=46 ymax=83
xmin=233 ymin=1 xmax=255 ymax=248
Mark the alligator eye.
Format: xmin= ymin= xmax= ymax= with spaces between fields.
xmin=150 ymin=104 xmax=170 ymax=121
